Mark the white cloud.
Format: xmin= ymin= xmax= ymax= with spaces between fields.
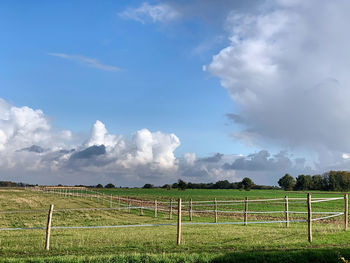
xmin=119 ymin=2 xmax=180 ymax=24
xmin=0 ymin=98 xmax=319 ymax=186
xmin=114 ymin=129 xmax=180 ymax=170
xmin=87 ymin=120 xmax=120 ymax=148
xmin=48 ymin=53 xmax=122 ymax=72
xmin=183 ymin=152 xmax=196 ymax=166
xmin=342 ymin=153 xmax=350 ymax=160
xmin=208 ymin=0 xmax=350 ymax=167
xmin=0 ymin=102 xmax=64 ymax=152
xmin=0 ymin=98 xmax=183 ymax=185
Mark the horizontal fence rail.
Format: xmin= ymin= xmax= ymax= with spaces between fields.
xmin=4 ymin=187 xmax=347 ymax=249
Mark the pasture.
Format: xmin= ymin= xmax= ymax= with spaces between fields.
xmin=0 ymin=188 xmax=349 ymax=262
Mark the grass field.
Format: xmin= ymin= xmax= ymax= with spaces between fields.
xmin=0 ymin=188 xmax=349 ymax=262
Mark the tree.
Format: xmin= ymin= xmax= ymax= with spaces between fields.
xmin=143 ymin=183 xmax=154 ymax=189
xmin=96 ymin=184 xmax=103 ymax=188
xmin=278 ymin=174 xmax=296 ymax=191
xmin=294 ymin=175 xmax=312 ymax=191
xmin=214 ymin=180 xmax=231 ymax=189
xmin=105 ymin=183 xmax=115 ymax=188
xmin=177 ymin=179 xmax=187 ymax=191
xmin=241 ymin=177 xmax=254 ymax=191
xmin=325 ymin=171 xmax=350 ymax=191
xmin=311 ymin=175 xmax=323 ymax=190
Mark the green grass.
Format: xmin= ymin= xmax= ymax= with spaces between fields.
xmin=1 ymin=249 xmax=350 ymax=263
xmin=0 ymin=188 xmax=349 ymax=262
xmin=95 ymin=188 xmax=348 ymax=201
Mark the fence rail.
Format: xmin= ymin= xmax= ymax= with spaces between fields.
xmin=2 ymin=187 xmax=347 ymax=249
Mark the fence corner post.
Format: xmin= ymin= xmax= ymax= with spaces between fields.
xmin=45 ymin=204 xmax=54 ymax=251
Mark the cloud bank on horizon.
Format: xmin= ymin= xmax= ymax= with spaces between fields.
xmin=0 ymin=97 xmax=309 ymax=186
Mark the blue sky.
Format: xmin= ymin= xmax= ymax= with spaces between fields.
xmin=1 ymin=0 xmax=350 ymax=186
xmin=1 ymin=0 xmax=250 ymax=157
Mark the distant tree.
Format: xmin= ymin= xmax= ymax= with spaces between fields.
xmin=325 ymin=171 xmax=350 ymax=191
xmin=241 ymin=177 xmax=254 ymax=191
xmin=143 ymin=183 xmax=154 ymax=189
xmin=311 ymin=175 xmax=323 ymax=190
xmin=214 ymin=180 xmax=231 ymax=189
xmin=187 ymin=182 xmax=195 ymax=189
xmin=177 ymin=179 xmax=187 ymax=191
xmin=230 ymin=182 xmax=240 ymax=189
xmin=278 ymin=174 xmax=296 ymax=191
xmin=96 ymin=184 xmax=103 ymax=188
xmin=105 ymin=183 xmax=115 ymax=188
xmin=294 ymin=175 xmax=312 ymax=191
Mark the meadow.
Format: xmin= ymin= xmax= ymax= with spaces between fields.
xmin=0 ymin=188 xmax=349 ymax=262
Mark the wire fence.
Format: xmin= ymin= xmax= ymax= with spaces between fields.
xmin=0 ymin=187 xmax=348 ymax=249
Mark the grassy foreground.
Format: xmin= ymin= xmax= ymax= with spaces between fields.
xmin=0 ymin=188 xmax=349 ymax=262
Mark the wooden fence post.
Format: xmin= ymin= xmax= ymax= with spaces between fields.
xmin=169 ymin=199 xmax=173 ymax=220
xmin=307 ymin=193 xmax=312 ymax=243
xmin=110 ymin=194 xmax=112 ymax=208
xmin=155 ymin=200 xmax=158 ymax=218
xmin=214 ymin=197 xmax=218 ymax=223
xmin=244 ymin=197 xmax=248 ymax=226
xmin=118 ymin=196 xmax=121 ymax=210
xmin=140 ymin=200 xmax=143 ymax=215
xmin=285 ymin=196 xmax=289 ymax=228
xmin=45 ymin=204 xmax=54 ymax=250
xmin=345 ymin=194 xmax=348 ymax=231
xmin=189 ymin=198 xmax=193 ymax=221
xmin=177 ymin=198 xmax=182 ymax=245
xmin=128 ymin=197 xmax=131 ymax=213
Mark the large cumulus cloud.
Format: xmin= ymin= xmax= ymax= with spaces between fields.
xmin=208 ymin=0 xmax=350 ymax=168
xmin=1 ymin=97 xmax=310 ymax=185
xmin=0 ymin=98 xmax=244 ymax=185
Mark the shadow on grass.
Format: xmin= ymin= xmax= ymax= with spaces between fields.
xmin=1 ymin=248 xmax=350 ymax=263
xmin=213 ymin=248 xmax=350 ymax=263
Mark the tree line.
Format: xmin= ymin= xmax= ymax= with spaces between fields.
xmin=0 ymin=181 xmax=33 ymax=187
xmin=143 ymin=178 xmax=279 ymax=191
xmin=278 ymin=171 xmax=350 ymax=191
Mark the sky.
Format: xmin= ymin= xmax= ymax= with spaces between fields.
xmin=1 ymin=0 xmax=350 ymax=186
